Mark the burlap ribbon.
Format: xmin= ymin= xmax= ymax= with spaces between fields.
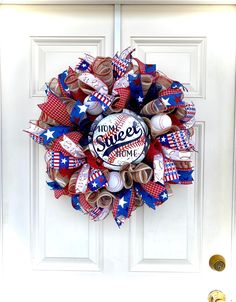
xmin=141 ymin=99 xmax=166 ymax=116
xmin=155 ymin=72 xmax=172 ymax=89
xmin=85 ymin=189 xmax=116 ymax=209
xmin=120 ymin=163 xmax=153 ymax=189
xmin=134 ymin=194 xmax=144 ymax=207
xmin=92 ymin=57 xmax=114 ymax=93
xmin=104 ymin=95 xmax=123 ymax=114
xmin=47 ymin=168 xmax=70 ymax=188
xmin=141 ymin=74 xmax=153 ymax=97
xmin=64 ymin=73 xmax=80 ymax=94
xmin=38 ymin=112 xmax=59 ymax=127
xmin=174 ymin=161 xmax=192 ymax=169
xmin=48 ymin=77 xmax=62 ymax=97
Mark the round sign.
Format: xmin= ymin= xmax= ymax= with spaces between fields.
xmin=89 ymin=112 xmax=149 ymax=170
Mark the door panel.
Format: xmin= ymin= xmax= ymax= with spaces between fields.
xmin=0 ymin=4 xmax=235 ymax=302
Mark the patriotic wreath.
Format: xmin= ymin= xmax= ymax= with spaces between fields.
xmin=25 ymin=47 xmax=196 ymax=227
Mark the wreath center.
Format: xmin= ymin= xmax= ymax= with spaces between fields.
xmin=89 ymin=111 xmax=149 ymax=170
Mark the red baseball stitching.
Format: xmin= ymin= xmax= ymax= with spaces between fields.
xmin=108 ymin=135 xmax=146 ymax=164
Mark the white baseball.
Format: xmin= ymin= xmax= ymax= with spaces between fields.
xmin=150 ymin=114 xmax=172 ymax=131
xmin=106 ymin=172 xmax=124 ymax=193
xmin=84 ymin=96 xmax=103 ymax=115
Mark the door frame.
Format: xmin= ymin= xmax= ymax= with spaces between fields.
xmin=0 ymin=1 xmax=236 ymax=4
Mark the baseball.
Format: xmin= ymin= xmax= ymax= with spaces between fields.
xmin=150 ymin=114 xmax=172 ymax=131
xmin=84 ymin=95 xmax=103 ymax=115
xmin=106 ymin=172 xmax=124 ymax=193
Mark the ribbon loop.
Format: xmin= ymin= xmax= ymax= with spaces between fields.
xmin=120 ymin=163 xmax=153 ymax=189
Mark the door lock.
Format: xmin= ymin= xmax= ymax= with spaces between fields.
xmin=208 ymin=290 xmax=226 ymax=302
xmin=209 ymin=255 xmax=226 ymax=272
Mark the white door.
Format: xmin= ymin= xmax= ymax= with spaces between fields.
xmin=0 ymin=4 xmax=236 ymax=302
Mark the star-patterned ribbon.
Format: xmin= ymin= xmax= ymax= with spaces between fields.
xmin=88 ymin=91 xmax=114 ymax=112
xmin=58 ymin=70 xmax=71 ymax=97
xmin=135 ymin=182 xmax=168 ymax=210
xmin=46 ymin=151 xmax=85 ymax=169
xmin=158 ymin=130 xmax=192 ymax=151
xmin=70 ymin=99 xmax=88 ymax=125
xmin=159 ymin=88 xmax=185 ymax=109
xmin=87 ymin=169 xmax=108 ymax=192
xmin=40 ymin=125 xmax=71 ymax=144
xmin=113 ymin=187 xmax=135 ymax=227
xmin=128 ymin=74 xmax=144 ymax=110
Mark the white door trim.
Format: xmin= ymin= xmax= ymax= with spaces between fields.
xmin=114 ymin=4 xmax=121 ymax=53
xmin=0 ymin=48 xmax=3 ymax=272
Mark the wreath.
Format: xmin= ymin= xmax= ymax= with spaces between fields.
xmin=25 ymin=47 xmax=196 ymax=227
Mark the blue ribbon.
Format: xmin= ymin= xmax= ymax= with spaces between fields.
xmin=177 ymin=169 xmax=193 ymax=183
xmin=128 ymin=74 xmax=144 ymax=109
xmin=114 ymin=188 xmax=133 ymax=227
xmin=47 ymin=181 xmax=63 ymax=190
xmin=171 ymin=81 xmax=188 ymax=92
xmin=40 ymin=125 xmax=71 ymax=144
xmin=70 ymin=100 xmax=88 ymax=125
xmin=161 ymin=90 xmax=185 ymax=108
xmin=145 ymin=64 xmax=156 ymax=74
xmin=88 ymin=94 xmax=111 ymax=112
xmin=134 ymin=183 xmax=168 ymax=209
xmin=87 ymin=171 xmax=107 ymax=192
xmin=58 ymin=70 xmax=70 ymax=96
xmin=77 ymin=60 xmax=90 ymax=71
xmin=71 ymin=195 xmax=82 ymax=211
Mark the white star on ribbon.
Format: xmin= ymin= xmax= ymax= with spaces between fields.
xmin=43 ymin=129 xmax=55 ymax=141
xmin=77 ymin=104 xmax=88 ymax=113
xmin=137 ymin=96 xmax=143 ymax=103
xmin=101 ymin=105 xmax=106 ymax=111
xmin=82 ymin=63 xmax=87 ymax=68
xmin=161 ymin=137 xmax=166 ymax=142
xmin=119 ymin=197 xmax=127 ymax=208
xmin=161 ymin=192 xmax=168 ymax=199
xmin=161 ymin=97 xmax=170 ymax=106
xmin=61 ymin=158 xmax=67 ymax=164
xmin=92 ymin=182 xmax=97 ymax=188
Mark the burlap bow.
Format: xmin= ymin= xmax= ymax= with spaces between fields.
xmin=92 ymin=57 xmax=114 ymax=93
xmin=120 ymin=163 xmax=153 ymax=189
xmin=85 ymin=189 xmax=116 ymax=209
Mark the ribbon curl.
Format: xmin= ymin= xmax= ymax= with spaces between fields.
xmin=120 ymin=163 xmax=153 ymax=189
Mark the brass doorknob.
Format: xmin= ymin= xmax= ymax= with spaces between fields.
xmin=208 ymin=290 xmax=226 ymax=302
xmin=209 ymin=255 xmax=226 ymax=271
